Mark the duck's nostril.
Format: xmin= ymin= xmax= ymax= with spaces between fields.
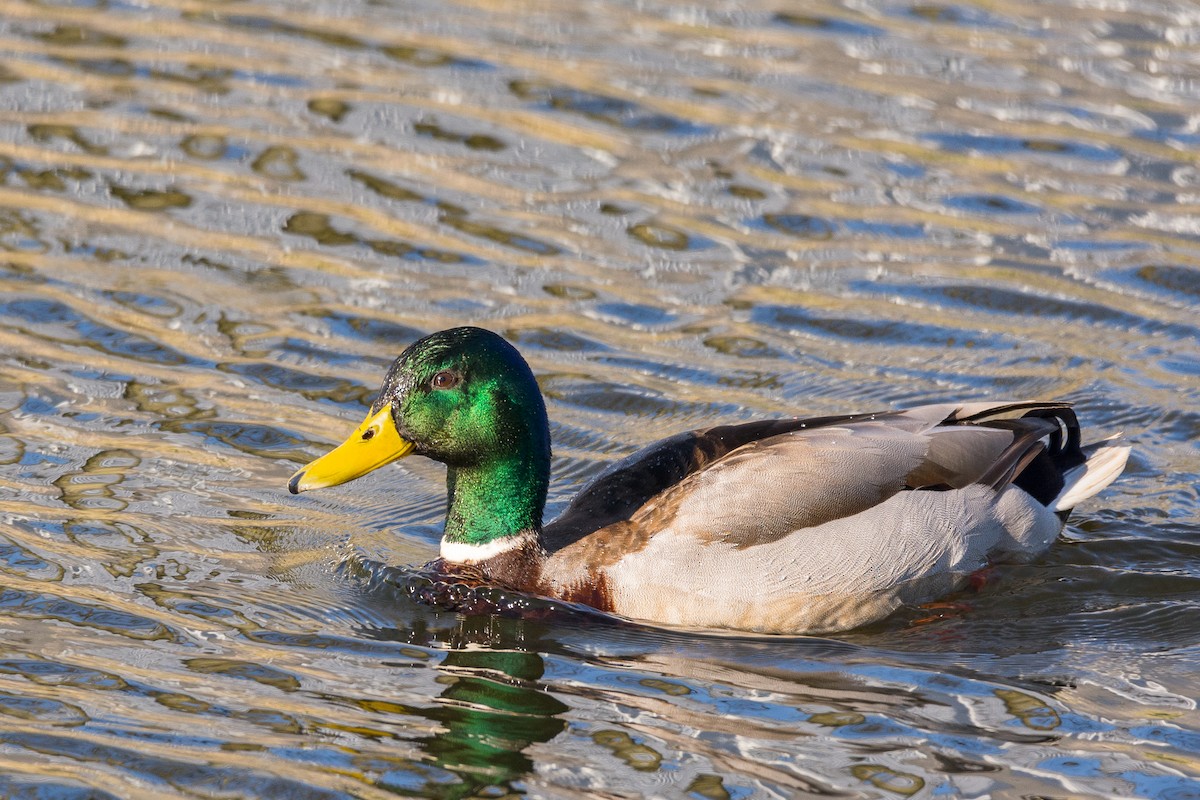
xmin=362 ymin=428 xmax=376 ymax=441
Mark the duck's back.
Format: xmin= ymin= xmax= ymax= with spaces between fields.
xmin=540 ymin=402 xmax=1128 ymax=633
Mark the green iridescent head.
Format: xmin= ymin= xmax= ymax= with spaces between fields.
xmin=290 ymin=327 xmax=552 ymax=545
xmin=377 ymin=327 xmax=549 ymax=467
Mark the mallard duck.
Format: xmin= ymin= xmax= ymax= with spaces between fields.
xmin=288 ymin=326 xmax=1130 ymax=634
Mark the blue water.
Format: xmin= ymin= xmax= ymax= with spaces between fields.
xmin=0 ymin=0 xmax=1197 ymax=796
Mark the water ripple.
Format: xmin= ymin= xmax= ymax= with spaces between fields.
xmin=0 ymin=0 xmax=1197 ymax=797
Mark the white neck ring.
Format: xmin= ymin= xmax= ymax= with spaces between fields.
xmin=440 ymin=531 xmax=537 ymax=564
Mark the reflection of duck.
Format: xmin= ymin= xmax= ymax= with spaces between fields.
xmin=290 ymin=327 xmax=1129 ymax=634
xmin=362 ymin=614 xmax=568 ymax=796
xmin=425 ymin=647 xmax=567 ymax=788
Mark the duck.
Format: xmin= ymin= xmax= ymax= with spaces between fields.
xmin=288 ymin=326 xmax=1130 ymax=634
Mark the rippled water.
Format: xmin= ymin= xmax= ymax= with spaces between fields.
xmin=1 ymin=0 xmax=1198 ymax=796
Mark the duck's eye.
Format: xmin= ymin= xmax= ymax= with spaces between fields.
xmin=430 ymin=370 xmax=459 ymax=390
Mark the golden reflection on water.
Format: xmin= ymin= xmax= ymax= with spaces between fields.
xmin=0 ymin=0 xmax=1198 ymax=796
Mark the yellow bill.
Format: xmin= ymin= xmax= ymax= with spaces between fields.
xmin=288 ymin=404 xmax=414 ymax=494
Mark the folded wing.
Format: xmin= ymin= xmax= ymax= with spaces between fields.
xmin=549 ymin=401 xmax=1081 ymax=551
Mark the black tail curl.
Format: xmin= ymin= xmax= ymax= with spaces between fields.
xmin=1010 ymin=407 xmax=1086 ymax=508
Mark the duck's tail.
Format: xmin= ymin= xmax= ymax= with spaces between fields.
xmin=1050 ymin=435 xmax=1131 ymax=513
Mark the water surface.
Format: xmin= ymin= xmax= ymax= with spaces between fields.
xmin=0 ymin=0 xmax=1198 ymax=797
